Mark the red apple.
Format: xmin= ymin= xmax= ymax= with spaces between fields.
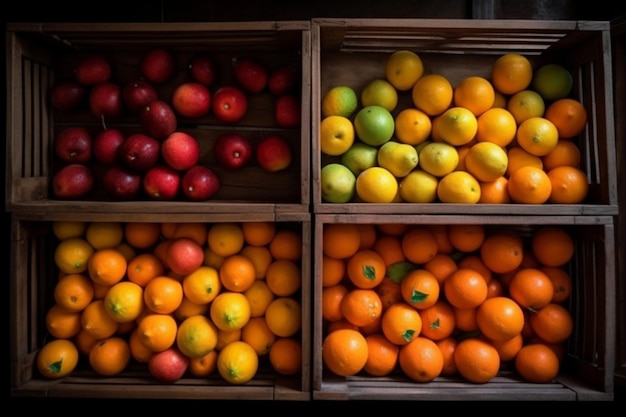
xmin=122 ymin=79 xmax=158 ymax=114
xmin=268 ymin=64 xmax=298 ymax=95
xmin=256 ymin=135 xmax=292 ymax=172
xmin=140 ymin=48 xmax=175 ymax=85
xmin=52 ymin=164 xmax=94 ymax=200
xmin=188 ymin=54 xmax=218 ymax=86
xmin=93 ymin=128 xmax=124 ymax=164
xmin=147 ymin=347 xmax=189 ymax=382
xmin=140 ymin=100 xmax=178 ymax=140
xmin=181 ymin=165 xmax=220 ymax=201
xmin=74 ymin=55 xmax=111 ymax=86
xmin=119 ymin=133 xmax=160 ymax=172
xmin=212 ymin=86 xmax=248 ymax=123
xmin=161 ymin=131 xmax=200 ymax=171
xmin=143 ymin=165 xmax=181 ymax=200
xmin=232 ymin=56 xmax=268 ymax=94
xmin=101 ymin=164 xmax=141 ymax=200
xmin=50 ymin=80 xmax=86 ymax=112
xmin=166 ymin=237 xmax=204 ymax=275
xmin=54 ymin=127 xmax=92 ymax=164
xmin=171 ymin=82 xmax=211 ymax=118
xmin=89 ymin=82 xmax=122 ymax=119
xmin=274 ymin=95 xmax=301 ymax=128
xmin=212 ymin=132 xmax=253 ymax=170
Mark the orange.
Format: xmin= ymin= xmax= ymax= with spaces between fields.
xmin=433 ymin=106 xmax=478 ymax=146
xmin=480 ymin=231 xmax=524 ymax=274
xmin=87 ymin=248 xmax=128 ymax=287
xmin=85 ymin=221 xmax=124 ymax=250
xmin=129 ymin=327 xmax=154 ymax=363
xmin=363 ymin=333 xmax=399 ymax=376
xmin=398 ymin=336 xmax=444 ymax=382
xmin=126 ymin=253 xmax=165 ymax=287
xmin=326 ymin=318 xmax=359 ymax=334
xmin=265 ymin=259 xmax=301 ymax=296
xmin=124 ymin=222 xmax=161 ymax=250
xmin=381 ymin=301 xmax=422 ymax=345
xmin=540 ymin=267 xmax=572 ymax=303
xmin=239 ymin=244 xmax=273 ymax=280
xmin=515 ymin=343 xmax=560 ymax=383
xmin=542 ymin=140 xmax=581 ymax=171
xmin=54 ymin=237 xmax=94 ymax=275
xmin=207 ymin=222 xmax=244 ymax=258
xmin=411 ymin=73 xmax=453 ymax=116
xmin=547 ymin=165 xmax=588 ymax=204
xmin=457 ymin=255 xmax=492 ymax=285
xmin=88 ymin=336 xmax=130 ymax=376
xmin=160 ymin=222 xmax=178 ymax=240
xmin=322 ymin=255 xmax=346 ymax=287
xmin=189 ymin=350 xmax=218 ymax=377
xmin=491 ymin=53 xmax=533 ymax=95
xmin=400 ymin=269 xmax=440 ymax=310
xmin=507 ymin=165 xmax=552 ymax=204
xmin=264 ymin=297 xmax=301 ymax=337
xmin=506 ymin=146 xmax=543 ymax=177
xmin=486 ymin=277 xmax=505 ymax=299
xmin=418 ymin=300 xmax=455 ymax=341
xmin=376 ymin=223 xmax=410 ymax=237
xmin=401 ymin=227 xmax=438 ymax=265
xmin=454 ymin=337 xmax=500 ymax=383
xmin=52 ymin=220 xmax=87 ymax=241
xmin=322 ymin=328 xmax=369 ymax=376
xmin=529 ymin=303 xmax=573 ymax=344
xmin=506 ymin=89 xmax=545 ymax=125
xmin=385 ymin=50 xmax=424 ymax=91
xmin=340 ymin=288 xmax=383 ymax=328
xmin=320 ymin=115 xmax=355 ymax=156
xmin=81 ymin=299 xmax=120 ymax=340
xmin=516 ymin=116 xmax=559 ymax=157
xmin=243 ymin=279 xmax=275 ymax=317
xmin=489 ymin=332 xmax=523 ymax=362
xmin=241 ymin=316 xmax=276 ymax=355
xmin=269 ymin=337 xmax=302 ymax=375
xmin=443 ymin=268 xmax=488 ymax=309
xmin=544 ymin=98 xmax=587 ymax=139
xmin=453 ymin=307 xmax=479 ymax=332
xmin=53 ymin=273 xmax=94 ymax=313
xmin=423 ymin=253 xmax=458 ymax=284
xmin=143 ymin=276 xmax=183 ymax=314
xmin=476 ymin=107 xmax=517 ymax=146
xmin=447 ymin=224 xmax=485 ymax=253
xmin=357 ymin=224 xmax=378 ymax=250
xmin=46 ymin=303 xmax=82 ymax=339
xmin=346 ymin=249 xmax=386 ymax=289
xmin=476 ymin=296 xmax=524 ymax=341
xmin=508 ymin=267 xmax=554 ymax=311
xmin=436 ymin=336 xmax=459 ymax=376
xmin=322 ymin=223 xmax=361 ymax=260
xmin=429 ymin=225 xmax=454 ymax=254
xmin=530 ymin=226 xmax=575 ymax=267
xmin=453 ymin=76 xmax=495 ymax=116
xmin=216 ymin=328 xmax=242 ymax=350
xmin=74 ymin=327 xmax=99 ymax=355
xmin=103 ymin=281 xmax=145 ymax=323
xmin=437 ymin=171 xmax=482 ymax=204
xmin=359 ymin=314 xmax=382 ymax=335
xmin=269 ymin=229 xmax=302 ymax=261
xmin=174 ymin=295 xmax=209 ymax=321
xmin=241 ymin=221 xmax=276 ymax=246
xmin=210 ymin=291 xmax=251 ymax=331
xmin=136 ymin=313 xmax=178 ymax=352
xmin=153 ymin=239 xmax=172 ymax=270
xmin=479 ymin=176 xmax=511 ymax=204
xmin=217 ymin=340 xmax=259 ymax=384
xmin=373 ymin=235 xmax=406 ymax=267
xmin=173 ymin=222 xmax=208 ymax=246
xmin=219 ymin=254 xmax=256 ymax=293
xmin=394 ymin=107 xmax=432 ymax=145
xmin=322 ymin=283 xmax=349 ymax=322
xmin=376 ymin=277 xmax=403 ymax=310
xmin=37 ymin=339 xmax=79 ymax=379
xmin=182 ymin=265 xmax=221 ymax=305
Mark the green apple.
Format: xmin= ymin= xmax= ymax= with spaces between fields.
xmin=341 ymin=142 xmax=378 ymax=176
xmin=353 ymin=105 xmax=395 ymax=146
xmin=320 ymin=163 xmax=356 ymax=203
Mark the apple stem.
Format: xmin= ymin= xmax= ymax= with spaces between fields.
xmin=100 ymin=115 xmax=107 ymax=131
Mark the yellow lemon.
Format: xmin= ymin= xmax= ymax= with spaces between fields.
xmin=322 ymin=85 xmax=358 ymax=118
xmin=85 ymin=221 xmax=124 ymax=250
xmin=356 ymin=166 xmax=398 ymax=203
xmin=176 ymin=314 xmax=218 ymax=358
xmin=437 ymin=171 xmax=481 ymax=204
xmin=516 ymin=116 xmax=559 ymax=156
xmin=52 ymin=221 xmax=87 ymax=241
xmin=321 ymin=163 xmax=356 ymax=203
xmin=182 ymin=265 xmax=222 ymax=305
xmin=507 ymin=89 xmax=545 ymax=125
xmin=360 ymin=78 xmax=398 ymax=112
xmin=385 ymin=50 xmax=424 ymax=91
xmin=103 ymin=281 xmax=145 ymax=323
xmin=320 ymin=115 xmax=355 ymax=156
xmin=418 ymin=142 xmax=459 ymax=177
xmin=54 ymin=237 xmax=94 ymax=274
xmin=411 ymin=74 xmax=454 ymax=116
xmin=377 ymin=141 xmax=418 ymax=178
xmin=394 ymin=108 xmax=432 ymax=146
xmin=217 ymin=340 xmax=258 ymax=384
xmin=399 ymin=169 xmax=439 ymax=203
xmin=464 ymin=142 xmax=509 ymax=182
xmin=433 ymin=106 xmax=477 ymax=146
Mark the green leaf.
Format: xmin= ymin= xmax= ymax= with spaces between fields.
xmin=402 ymin=329 xmax=416 ymax=343
xmin=410 ymin=289 xmax=429 ymax=304
xmin=387 ymin=262 xmax=417 ymax=284
xmin=363 ymin=264 xmax=376 ymax=281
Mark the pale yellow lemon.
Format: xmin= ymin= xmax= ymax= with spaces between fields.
xmin=418 ymin=142 xmax=459 ymax=178
xmin=361 ymin=78 xmax=398 ymax=112
xmin=320 ymin=115 xmax=355 ymax=156
xmin=399 ymin=169 xmax=439 ymax=203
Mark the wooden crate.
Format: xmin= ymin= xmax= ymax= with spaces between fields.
xmin=5 ymin=22 xmax=311 ymax=215
xmin=312 ymin=214 xmax=615 ymax=401
xmin=311 ymin=19 xmax=618 ymax=216
xmin=9 ymin=213 xmax=311 ymax=400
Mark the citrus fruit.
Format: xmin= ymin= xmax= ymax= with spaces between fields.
xmin=355 ymin=166 xmax=398 ymax=203
xmin=443 ymin=268 xmax=488 ymax=309
xmin=241 ymin=316 xmax=277 ymax=355
xmin=341 ymin=142 xmax=378 ymax=176
xmin=321 ymin=163 xmax=356 ymax=203
xmin=341 ymin=288 xmax=383 ymax=327
xmin=264 ymin=297 xmax=301 ymax=337
xmin=418 ymin=300 xmax=456 ymax=341
xmin=321 ymin=85 xmax=358 ymax=118
xmin=182 ymin=265 xmax=221 ymax=305
xmin=394 ymin=107 xmax=432 ymax=146
xmin=37 ymin=339 xmax=79 ymax=379
xmin=476 ymin=107 xmax=517 ymax=147
xmin=53 ymin=273 xmax=94 ymax=313
xmin=434 ymin=106 xmax=478 ymax=146
xmin=529 ymin=303 xmax=573 ymax=344
xmin=353 ymin=105 xmax=395 ymax=146
xmin=491 ymin=53 xmax=533 ymax=95
xmin=385 ymin=50 xmax=423 ymax=91
xmin=508 ymin=267 xmax=555 ymax=311
xmin=143 ymin=275 xmax=184 ymax=314
xmin=269 ymin=337 xmax=302 ymax=375
xmin=210 ymin=291 xmax=251 ymax=331
xmin=507 ymin=165 xmax=552 ymax=204
xmin=320 ymin=115 xmax=355 ymax=156
xmin=398 ymin=336 xmax=444 ymax=382
xmin=516 ymin=116 xmax=559 ymax=156
xmin=454 ymin=337 xmax=500 ymax=383
xmin=360 ymin=78 xmax=398 ymax=111
xmin=398 ymin=169 xmax=439 ymax=203
xmin=45 ymin=303 xmax=81 ymax=339
xmin=323 ymin=223 xmax=362 ymax=260
xmin=322 ymin=328 xmax=369 ymax=376
xmin=464 ymin=141 xmax=509 ymax=182
xmin=126 ymin=253 xmax=165 ymax=287
xmin=532 ymin=63 xmax=573 ymax=101
xmin=85 ymin=221 xmax=124 ymax=250
xmin=80 ymin=299 xmax=120 ymax=339
xmin=124 ymin=222 xmax=161 ymax=250
xmin=268 ymin=229 xmax=302 ymax=261
xmin=480 ymin=231 xmax=524 ymax=274
xmin=217 ymin=340 xmax=259 ymax=384
xmin=363 ymin=333 xmax=399 ymax=376
xmin=400 ymin=269 xmax=440 ymax=310
xmin=401 ymin=227 xmax=438 ymax=264
xmin=265 ymin=259 xmax=301 ymax=296
xmin=88 ymin=336 xmax=131 ymax=376
xmin=506 ymin=146 xmax=543 ymax=177
xmin=188 ymin=350 xmax=218 ymax=377
xmin=380 ymin=301 xmax=422 ymax=345
xmin=240 ymin=221 xmax=276 ymax=246
xmin=544 ymin=98 xmax=588 ymax=139
xmin=515 ymin=343 xmax=560 ymax=383
xmin=54 ymin=237 xmax=94 ymax=275
xmin=240 ymin=244 xmax=273 ymax=279
xmin=411 ymin=73 xmax=454 ymax=116
xmin=418 ymin=142 xmax=459 ymax=177
xmin=176 ymin=314 xmax=218 ymax=358
xmin=103 ymin=281 xmax=145 ymax=323
xmin=377 ymin=140 xmax=418 ymax=178
xmin=530 ymin=226 xmax=575 ymax=267
xmin=219 ymin=254 xmax=256 ymax=293
xmin=542 ymin=140 xmax=581 ymax=171
xmin=52 ymin=221 xmax=87 ymax=241
xmin=437 ymin=171 xmax=481 ymax=204
xmin=453 ymin=75 xmax=495 ymax=116
xmin=136 ymin=313 xmax=178 ymax=352
xmin=476 ymin=296 xmax=525 ymax=340
xmin=506 ymin=89 xmax=545 ymax=124
xmin=207 ymin=222 xmax=244 ymax=258
xmin=87 ymin=248 xmax=128 ymax=286
xmin=244 ymin=279 xmax=275 ymax=317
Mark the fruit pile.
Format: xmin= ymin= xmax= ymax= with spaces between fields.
xmin=321 ymin=223 xmax=574 ymax=384
xmin=37 ymin=220 xmax=303 ymax=383
xmin=320 ymin=50 xmax=589 ymax=204
xmin=50 ymin=49 xmax=299 ymax=201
